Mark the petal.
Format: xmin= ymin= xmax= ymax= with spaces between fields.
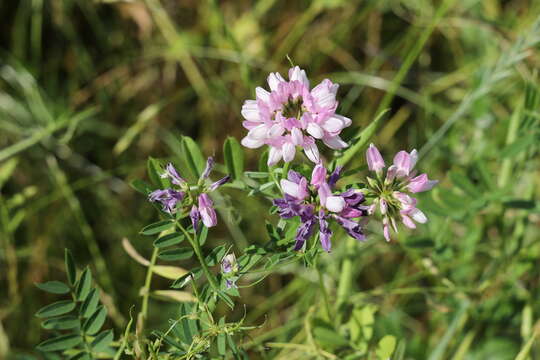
xmin=303 ymin=139 xmax=320 ymax=163
xmin=241 ymin=136 xmax=264 ymax=149
xmin=410 ymin=208 xmax=427 ymax=223
xmin=288 ymin=66 xmax=309 ymax=87
xmin=306 ymin=122 xmax=324 ymax=139
xmin=255 ymin=87 xmax=270 ymax=102
xmin=311 ymin=163 xmax=327 ymax=187
xmin=323 ymin=135 xmax=348 ymax=149
xmin=280 ymin=179 xmax=301 ymax=198
xmin=393 ymin=150 xmax=411 ymax=177
xmin=267 ymin=147 xmax=283 ymax=166
xmin=249 ymin=124 xmax=269 ymax=140
xmin=282 ymin=142 xmax=296 ymax=162
xmin=401 ymin=215 xmax=416 ymax=229
xmin=291 ymin=127 xmax=304 ymax=145
xmin=325 ymin=196 xmax=346 ymax=213
xmin=366 ymin=143 xmax=385 ymax=172
xmin=267 ymin=72 xmax=285 ymax=91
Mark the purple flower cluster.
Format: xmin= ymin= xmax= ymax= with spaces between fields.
xmin=148 ymin=157 xmax=230 ymax=230
xmin=273 ymin=164 xmax=368 ymax=252
xmin=365 ymin=144 xmax=438 ymax=241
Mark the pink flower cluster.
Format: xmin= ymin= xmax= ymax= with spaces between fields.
xmin=365 ymin=144 xmax=438 ymax=241
xmin=241 ymin=66 xmax=351 ymax=165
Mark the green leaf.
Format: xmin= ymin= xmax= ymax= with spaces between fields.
xmin=65 ymin=249 xmax=77 ymax=286
xmin=197 ymin=226 xmax=209 ymax=246
xmin=41 ymin=316 xmax=80 ymax=330
xmin=75 ymin=268 xmax=92 ymax=301
xmin=154 ymin=232 xmax=184 ymax=248
xmin=140 ymin=220 xmax=174 ymax=235
xmin=204 ymin=245 xmax=227 ymax=266
xmin=181 ymin=136 xmax=205 ymax=178
xmin=147 ymin=157 xmax=166 ymax=187
xmin=36 ymin=300 xmax=76 ymax=318
xmin=217 ymin=317 xmax=226 ymax=355
xmin=91 ymin=329 xmax=114 ymax=352
xmin=376 ymin=335 xmax=397 ymax=359
xmin=337 ymin=108 xmax=390 ymax=166
xmin=80 ymin=288 xmax=100 ymax=318
xmin=35 ymin=281 xmax=70 ymax=294
xmin=83 ymin=306 xmax=107 ymax=335
xmin=36 ymin=334 xmax=82 ymax=352
xmin=158 ymin=247 xmax=194 ymax=261
xmin=501 ymin=133 xmax=537 ymax=158
xmin=313 ymin=319 xmax=349 ymax=349
xmin=130 ymin=179 xmax=151 ymax=195
xmin=69 ymin=352 xmax=91 ymax=360
xmin=223 ymin=137 xmax=244 ymax=180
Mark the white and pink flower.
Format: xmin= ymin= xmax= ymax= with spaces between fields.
xmin=241 ymin=66 xmax=351 ymax=165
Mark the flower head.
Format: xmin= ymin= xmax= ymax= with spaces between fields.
xmin=148 ymin=157 xmax=230 ymax=230
xmin=221 ymin=253 xmax=239 ymax=289
xmin=241 ymin=66 xmax=351 ymax=165
xmin=273 ymin=164 xmax=367 ymax=252
xmin=365 ymin=145 xmax=438 ymax=241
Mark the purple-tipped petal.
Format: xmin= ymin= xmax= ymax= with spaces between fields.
xmin=328 ymin=166 xmax=343 ymax=188
xmin=201 ymin=157 xmax=215 ymax=179
xmin=287 ymin=170 xmax=303 ymax=184
xmin=210 ymin=175 xmax=231 ymax=191
xmin=190 ymin=205 xmax=200 ymax=231
xmin=294 ymin=217 xmax=315 ymax=251
xmin=334 ymin=215 xmax=365 ymax=241
xmin=319 ymin=211 xmax=332 ymax=252
xmin=148 ymin=189 xmax=184 ymax=214
xmin=407 ymin=173 xmax=438 ymax=193
xmin=366 ymin=144 xmax=385 ymax=172
xmin=161 ymin=163 xmax=186 ymax=186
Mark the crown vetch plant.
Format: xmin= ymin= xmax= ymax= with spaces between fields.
xmin=36 ymin=66 xmax=438 ymax=359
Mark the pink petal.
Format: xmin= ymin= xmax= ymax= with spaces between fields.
xmin=306 ymin=122 xmax=324 ymax=139
xmin=323 ymin=135 xmax=348 ymax=149
xmin=325 ymin=196 xmax=346 ymax=213
xmin=282 ymin=142 xmax=296 ymax=162
xmin=267 ymin=72 xmax=285 ymax=91
xmin=303 ymin=139 xmax=320 ymax=163
xmin=291 ymin=127 xmax=304 ymax=145
xmin=267 ymin=147 xmax=283 ymax=166
xmin=241 ymin=136 xmax=264 ymax=149
xmin=256 ymin=87 xmax=270 ymax=103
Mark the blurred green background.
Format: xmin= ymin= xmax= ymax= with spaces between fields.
xmin=1 ymin=0 xmax=539 ymax=358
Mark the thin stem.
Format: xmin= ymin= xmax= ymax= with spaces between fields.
xmin=336 ymin=238 xmax=356 ymax=311
xmin=316 ymin=262 xmax=331 ymax=321
xmin=140 ymin=246 xmax=159 ymax=329
xmin=176 ymin=222 xmax=220 ymax=291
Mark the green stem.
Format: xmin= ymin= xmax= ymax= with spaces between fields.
xmin=176 ymin=222 xmax=219 ymax=291
xmin=336 ymin=238 xmax=356 ymax=309
xmin=316 ymin=262 xmax=331 ymax=321
xmin=140 ymin=246 xmax=158 ymax=328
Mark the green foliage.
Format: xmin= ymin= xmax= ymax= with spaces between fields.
xmin=35 ymin=251 xmax=115 ymax=358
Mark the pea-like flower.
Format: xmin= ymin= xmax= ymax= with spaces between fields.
xmin=365 ymin=144 xmax=438 ymax=241
xmin=221 ymin=253 xmax=239 ymax=289
xmin=273 ymin=163 xmax=368 ymax=252
xmin=241 ymin=66 xmax=352 ymax=165
xmin=148 ymin=157 xmax=230 ymax=230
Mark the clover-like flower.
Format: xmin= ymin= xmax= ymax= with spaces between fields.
xmin=221 ymin=253 xmax=239 ymax=289
xmin=148 ymin=157 xmax=230 ymax=230
xmin=365 ymin=144 xmax=438 ymax=241
xmin=241 ymin=66 xmax=351 ymax=165
xmin=273 ymin=164 xmax=368 ymax=252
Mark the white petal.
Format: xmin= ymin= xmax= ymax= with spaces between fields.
xmin=325 ymin=196 xmax=346 ymax=213
xmin=241 ymin=136 xmax=264 ymax=149
xmin=291 ymin=127 xmax=304 ymax=145
xmin=268 ymin=123 xmax=285 ymax=138
xmin=249 ymin=124 xmax=269 ymax=140
xmin=306 ymin=122 xmax=324 ymax=139
xmin=289 ymin=66 xmax=309 ymax=87
xmin=267 ymin=147 xmax=282 ymax=166
xmin=280 ymin=179 xmax=300 ymax=197
xmin=267 ymin=72 xmax=285 ymax=91
xmin=282 ymin=142 xmax=296 ymax=162
xmin=323 ymin=135 xmax=348 ymax=149
xmin=411 ymin=208 xmax=427 ymax=223
xmin=256 ymin=87 xmax=270 ymax=102
xmin=303 ymin=141 xmax=320 ymax=163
